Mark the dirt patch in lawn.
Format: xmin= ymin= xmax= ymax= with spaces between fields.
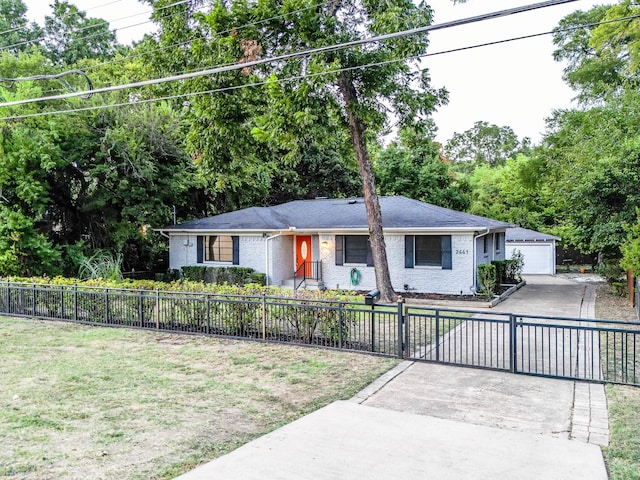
xmin=0 ymin=318 xmax=397 ymax=479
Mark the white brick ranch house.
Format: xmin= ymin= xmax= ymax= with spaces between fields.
xmin=155 ymin=196 xmax=512 ymax=295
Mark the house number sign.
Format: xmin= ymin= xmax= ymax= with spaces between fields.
xmin=455 ymin=249 xmax=469 ymax=255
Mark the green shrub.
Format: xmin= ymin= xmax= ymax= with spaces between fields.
xmin=597 ymin=260 xmax=625 ymax=283
xmin=492 ymin=258 xmax=522 ymax=285
xmin=180 ymin=266 xmax=266 ymax=286
xmin=508 ymin=250 xmax=524 ymax=281
xmin=611 ymin=282 xmax=627 ymax=297
xmin=478 ymin=264 xmax=497 ymax=298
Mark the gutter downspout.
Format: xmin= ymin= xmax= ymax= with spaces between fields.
xmin=472 ymin=229 xmax=491 ymax=292
xmin=158 ymin=230 xmax=170 ymax=239
xmin=265 ymin=232 xmax=284 ymax=286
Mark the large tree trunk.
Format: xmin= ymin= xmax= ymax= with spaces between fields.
xmin=338 ymin=71 xmax=396 ymax=302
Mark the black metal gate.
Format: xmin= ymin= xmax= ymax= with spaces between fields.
xmin=405 ymin=308 xmax=640 ymax=386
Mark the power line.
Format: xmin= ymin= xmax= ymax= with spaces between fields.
xmin=4 ymin=3 xmax=624 ymax=123
xmin=0 ymin=0 xmax=190 ymax=52
xmin=28 ymin=0 xmax=331 ymax=98
xmin=0 ymin=0 xmax=582 ymax=109
xmin=83 ymin=0 xmax=331 ymax=74
xmin=0 ymin=69 xmax=93 ymax=97
xmin=0 ymin=0 xmax=126 ymax=38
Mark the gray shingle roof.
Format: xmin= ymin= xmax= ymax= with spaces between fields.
xmin=506 ymin=227 xmax=560 ymax=242
xmin=162 ymin=196 xmax=512 ymax=231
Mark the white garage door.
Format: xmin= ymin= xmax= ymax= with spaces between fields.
xmin=507 ymin=243 xmax=554 ymax=275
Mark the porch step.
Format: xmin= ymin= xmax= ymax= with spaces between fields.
xmin=281 ymin=278 xmax=325 ymax=290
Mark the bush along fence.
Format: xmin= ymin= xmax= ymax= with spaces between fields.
xmin=0 ymin=281 xmax=639 ymax=387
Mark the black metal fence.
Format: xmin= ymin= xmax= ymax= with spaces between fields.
xmin=1 ymin=281 xmax=639 ymax=386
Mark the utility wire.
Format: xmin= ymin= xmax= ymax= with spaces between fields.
xmin=0 ymin=0 xmax=582 ymax=109
xmin=0 ymin=0 xmax=126 ymax=38
xmin=83 ymin=0 xmax=331 ymax=73
xmin=0 ymin=0 xmax=190 ymax=52
xmin=0 ymin=70 xmax=93 ymax=97
xmin=4 ymin=2 xmax=626 ymax=122
xmin=30 ymin=0 xmax=330 ymax=97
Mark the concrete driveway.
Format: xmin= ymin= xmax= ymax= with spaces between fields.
xmin=176 ymin=275 xmax=609 ymax=480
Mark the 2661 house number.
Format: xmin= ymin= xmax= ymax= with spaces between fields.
xmin=455 ymin=249 xmax=469 ymax=255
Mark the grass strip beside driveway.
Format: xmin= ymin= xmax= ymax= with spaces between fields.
xmin=0 ymin=317 xmax=398 ymax=479
xmin=595 ymin=283 xmax=640 ymax=480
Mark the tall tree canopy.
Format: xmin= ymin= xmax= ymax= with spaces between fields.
xmin=553 ymin=1 xmax=640 ymax=101
xmin=535 ymin=0 xmax=640 ymax=261
xmin=42 ymin=0 xmax=118 ymax=65
xmin=0 ymin=0 xmax=42 ymax=53
xmin=375 ymin=126 xmax=469 ymax=211
xmin=0 ymin=35 xmax=199 ymax=275
xmin=144 ymin=0 xmax=447 ymax=300
xmin=444 ymin=120 xmax=531 ymax=167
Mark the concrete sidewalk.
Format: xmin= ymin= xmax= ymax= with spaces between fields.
xmin=176 ymin=401 xmax=607 ymax=480
xmin=175 ymin=276 xmax=609 ymax=479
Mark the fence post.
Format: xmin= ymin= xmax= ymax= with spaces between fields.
xmin=370 ymin=304 xmax=375 ymax=353
xmin=435 ymin=309 xmax=440 ymax=362
xmin=104 ymin=288 xmax=109 ymax=324
xmin=138 ymin=290 xmax=144 ymax=328
xmin=206 ymin=294 xmax=211 ymax=335
xmin=510 ymin=314 xmax=517 ymax=373
xmin=73 ymin=283 xmax=78 ymax=322
xmin=32 ymin=283 xmax=36 ymax=316
xmin=397 ymin=296 xmax=405 ymax=359
xmin=155 ymin=289 xmax=160 ymax=330
xmin=60 ymin=284 xmax=65 ymax=318
xmin=7 ymin=281 xmax=11 ymax=314
xmin=261 ymin=293 xmax=267 ymax=340
xmin=338 ymin=302 xmax=343 ymax=349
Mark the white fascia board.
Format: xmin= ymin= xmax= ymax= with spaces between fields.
xmin=155 ymin=226 xmax=504 ymax=235
xmin=153 ymin=228 xmax=276 ymax=235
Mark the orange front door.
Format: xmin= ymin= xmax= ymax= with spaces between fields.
xmin=295 ymin=236 xmax=312 ymax=277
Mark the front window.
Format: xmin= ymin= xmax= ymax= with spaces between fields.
xmin=205 ymin=235 xmax=233 ymax=262
xmin=344 ymin=236 xmax=368 ymax=264
xmin=415 ymin=236 xmax=442 ymax=266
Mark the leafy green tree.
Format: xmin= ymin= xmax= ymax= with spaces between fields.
xmin=621 ymin=210 xmax=640 ymax=274
xmin=0 ymin=0 xmax=42 ymax=53
xmin=466 ymin=155 xmax=555 ymax=230
xmin=444 ymin=120 xmax=531 ymax=167
xmin=375 ymin=127 xmax=469 ymax=210
xmin=553 ymin=1 xmax=640 ymax=101
xmin=0 ymin=51 xmax=200 ymax=275
xmin=144 ymin=0 xmax=446 ymax=301
xmin=42 ymin=0 xmax=118 ymax=65
xmin=536 ymin=90 xmax=640 ymax=257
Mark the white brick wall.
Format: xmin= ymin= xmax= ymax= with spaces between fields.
xmin=318 ymin=233 xmax=476 ymax=294
xmin=168 ymin=234 xmax=266 ymax=273
xmin=169 ymin=234 xmax=197 ymax=270
xmin=238 ymin=236 xmax=266 ymax=272
xmin=168 ymin=231 xmax=486 ymax=294
xmin=269 ymin=235 xmax=293 ymax=286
